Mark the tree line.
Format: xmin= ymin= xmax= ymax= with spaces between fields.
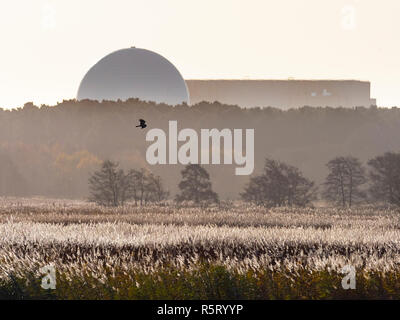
xmin=89 ymin=161 xmax=169 ymax=207
xmin=89 ymin=151 xmax=400 ymax=208
xmin=242 ymin=152 xmax=400 ymax=207
xmin=89 ymin=161 xmax=218 ymax=207
xmin=2 ymin=99 xmax=400 ymax=200
xmin=2 ymin=99 xmax=400 ymax=199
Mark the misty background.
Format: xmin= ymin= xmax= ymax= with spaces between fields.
xmin=1 ymin=100 xmax=399 ymax=199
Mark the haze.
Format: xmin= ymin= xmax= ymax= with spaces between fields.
xmin=0 ymin=0 xmax=399 ymax=109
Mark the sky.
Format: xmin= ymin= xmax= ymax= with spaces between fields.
xmin=0 ymin=0 xmax=399 ymax=109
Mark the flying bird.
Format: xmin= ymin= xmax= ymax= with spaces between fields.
xmin=136 ymin=119 xmax=147 ymax=129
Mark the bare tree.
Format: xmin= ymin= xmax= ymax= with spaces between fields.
xmin=323 ymin=156 xmax=367 ymax=207
xmin=125 ymin=169 xmax=169 ymax=205
xmin=175 ymin=164 xmax=218 ymax=205
xmin=241 ymin=159 xmax=316 ymax=207
xmin=148 ymin=174 xmax=169 ymax=203
xmin=134 ymin=168 xmax=147 ymax=206
xmin=126 ymin=169 xmax=139 ymax=206
xmin=88 ymin=160 xmax=130 ymax=206
xmin=368 ymin=152 xmax=400 ymax=206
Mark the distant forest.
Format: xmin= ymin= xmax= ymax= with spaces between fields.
xmin=0 ymin=99 xmax=400 ymax=199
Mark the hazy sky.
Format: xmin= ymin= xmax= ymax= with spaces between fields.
xmin=0 ymin=0 xmax=399 ymax=108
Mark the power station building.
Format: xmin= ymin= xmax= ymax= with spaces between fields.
xmin=186 ymin=79 xmax=376 ymax=109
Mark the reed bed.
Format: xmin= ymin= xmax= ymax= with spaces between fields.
xmin=1 ymin=197 xmax=399 ymax=299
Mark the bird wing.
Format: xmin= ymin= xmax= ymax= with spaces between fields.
xmin=139 ymin=119 xmax=146 ymax=125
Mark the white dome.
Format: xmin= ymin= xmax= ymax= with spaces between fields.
xmin=77 ymin=48 xmax=189 ymax=105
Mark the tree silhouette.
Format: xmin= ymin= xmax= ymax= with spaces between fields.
xmin=88 ymin=160 xmax=130 ymax=206
xmin=133 ymin=168 xmax=148 ymax=206
xmin=148 ymin=174 xmax=169 ymax=203
xmin=323 ymin=156 xmax=367 ymax=207
xmin=241 ymin=159 xmax=316 ymax=207
xmin=368 ymin=152 xmax=400 ymax=206
xmin=175 ymin=164 xmax=218 ymax=205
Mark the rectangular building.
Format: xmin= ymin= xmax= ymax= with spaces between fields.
xmin=186 ymin=79 xmax=376 ymax=109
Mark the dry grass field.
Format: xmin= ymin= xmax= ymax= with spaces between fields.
xmin=1 ymin=197 xmax=400 ymax=299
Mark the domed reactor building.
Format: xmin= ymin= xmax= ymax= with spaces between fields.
xmin=77 ymin=47 xmax=376 ymax=109
xmin=77 ymin=47 xmax=189 ymax=105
